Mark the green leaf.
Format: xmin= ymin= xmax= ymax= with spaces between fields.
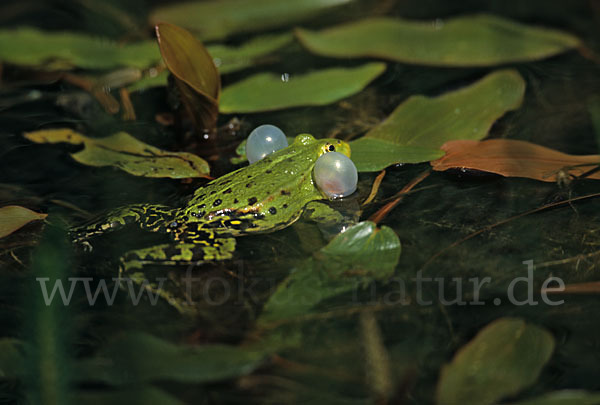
xmin=506 ymin=391 xmax=600 ymax=405
xmin=210 ymin=32 xmax=294 ymax=74
xmin=220 ymin=62 xmax=386 ymax=113
xmin=0 ymin=339 xmax=24 ymax=378
xmin=72 ymin=387 xmax=184 ymax=405
xmin=23 ymin=128 xmax=210 ymax=178
xmin=156 ymin=23 xmax=220 ymax=131
xmin=258 ymin=222 xmax=401 ymax=324
xmin=436 ymin=318 xmax=555 ymax=405
xmin=0 ymin=206 xmax=47 ymax=239
xmin=0 ymin=27 xmax=160 ymax=70
xmin=75 ymin=332 xmax=267 ymax=385
xmin=296 ymin=14 xmax=581 ymax=66
xmin=349 ymin=69 xmax=525 ymax=171
xmin=149 ymin=0 xmax=353 ymax=41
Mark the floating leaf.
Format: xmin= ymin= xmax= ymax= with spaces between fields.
xmin=258 ymin=221 xmax=401 ymax=324
xmin=296 ymin=14 xmax=581 ymax=66
xmin=150 ymin=0 xmax=352 ymax=41
xmin=156 ymin=23 xmax=220 ymax=131
xmin=430 ymin=139 xmax=600 ymax=182
xmin=210 ymin=32 xmax=294 ymax=74
xmin=0 ymin=206 xmax=47 ymax=239
xmin=437 ymin=318 xmax=555 ymax=405
xmin=350 ymin=69 xmax=525 ymax=171
xmin=220 ymin=62 xmax=386 ymax=113
xmin=75 ymin=332 xmax=267 ymax=385
xmin=23 ymin=129 xmax=210 ymax=178
xmin=506 ymin=390 xmax=600 ymax=405
xmin=0 ymin=27 xmax=160 ymax=70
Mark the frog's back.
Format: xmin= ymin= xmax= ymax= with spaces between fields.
xmin=179 ymin=134 xmax=347 ymax=234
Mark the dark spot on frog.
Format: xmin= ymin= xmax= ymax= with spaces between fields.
xmin=191 ymin=211 xmax=205 ymax=218
xmin=254 ymin=212 xmax=265 ymax=220
xmin=198 ymin=204 xmax=206 ymax=209
xmin=233 ymin=198 xmax=239 ymax=204
xmin=280 ymin=190 xmax=291 ymax=196
xmin=213 ymin=199 xmax=222 ymax=207
xmin=248 ymin=197 xmax=258 ymax=205
xmin=246 ymin=183 xmax=252 ymax=188
xmin=247 ymin=175 xmax=252 ymax=178
xmin=282 ymin=204 xmax=288 ymax=209
xmin=266 ymin=169 xmax=272 ymax=174
xmin=223 ymin=187 xmax=232 ymax=194
xmin=210 ymin=190 xmax=217 ymax=195
xmin=268 ymin=207 xmax=277 ymax=215
xmin=328 ymin=145 xmax=335 ymax=152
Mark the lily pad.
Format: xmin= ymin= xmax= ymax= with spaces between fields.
xmin=220 ymin=62 xmax=386 ymax=113
xmin=0 ymin=27 xmax=160 ymax=70
xmin=23 ymin=128 xmax=210 ymax=178
xmin=74 ymin=332 xmax=267 ymax=385
xmin=156 ymin=23 xmax=220 ymax=131
xmin=258 ymin=221 xmax=401 ymax=324
xmin=350 ymin=69 xmax=525 ymax=171
xmin=149 ymin=0 xmax=353 ymax=41
xmin=0 ymin=206 xmax=47 ymax=239
xmin=296 ymin=14 xmax=581 ymax=66
xmin=436 ymin=318 xmax=555 ymax=405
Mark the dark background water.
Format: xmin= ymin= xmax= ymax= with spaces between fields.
xmin=1 ymin=1 xmax=599 ymax=404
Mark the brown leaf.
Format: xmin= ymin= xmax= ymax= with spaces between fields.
xmin=155 ymin=23 xmax=220 ymax=131
xmin=431 ymin=139 xmax=600 ymax=182
xmin=0 ymin=206 xmax=47 ymax=239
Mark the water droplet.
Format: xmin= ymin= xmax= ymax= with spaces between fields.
xmin=281 ymin=73 xmax=290 ymax=82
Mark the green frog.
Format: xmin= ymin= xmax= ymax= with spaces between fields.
xmin=72 ymin=134 xmax=352 ymax=311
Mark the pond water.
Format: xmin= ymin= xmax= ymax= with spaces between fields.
xmin=1 ymin=0 xmax=599 ymax=404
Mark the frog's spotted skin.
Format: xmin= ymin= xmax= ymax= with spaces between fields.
xmin=72 ymin=134 xmax=351 ymax=312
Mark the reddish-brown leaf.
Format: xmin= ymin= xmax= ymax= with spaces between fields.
xmin=155 ymin=23 xmax=220 ymax=131
xmin=431 ymin=139 xmax=600 ymax=182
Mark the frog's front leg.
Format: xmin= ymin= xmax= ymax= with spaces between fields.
xmin=118 ymin=228 xmax=236 ymax=313
xmin=303 ymin=200 xmax=360 ymax=225
xmin=71 ymin=203 xmax=175 ymax=243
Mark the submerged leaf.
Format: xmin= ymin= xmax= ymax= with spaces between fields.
xmin=0 ymin=206 xmax=47 ymax=239
xmin=0 ymin=27 xmax=160 ymax=70
xmin=350 ymin=69 xmax=525 ymax=171
xmin=23 ymin=128 xmax=209 ymax=178
xmin=220 ymin=62 xmax=386 ymax=113
xmin=506 ymin=390 xmax=600 ymax=405
xmin=0 ymin=339 xmax=24 ymax=377
xmin=437 ymin=318 xmax=555 ymax=405
xmin=72 ymin=387 xmax=184 ymax=405
xmin=75 ymin=332 xmax=267 ymax=385
xmin=431 ymin=139 xmax=600 ymax=182
xmin=258 ymin=221 xmax=401 ymax=324
xmin=156 ymin=23 xmax=220 ymax=131
xmin=296 ymin=14 xmax=581 ymax=66
xmin=150 ymin=0 xmax=352 ymax=41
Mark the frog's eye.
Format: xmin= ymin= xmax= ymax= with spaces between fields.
xmin=314 ymin=151 xmax=358 ymax=199
xmin=328 ymin=145 xmax=336 ymax=152
xmin=246 ymin=124 xmax=288 ymax=164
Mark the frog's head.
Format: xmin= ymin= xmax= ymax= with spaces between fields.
xmin=292 ymin=134 xmax=351 ymax=159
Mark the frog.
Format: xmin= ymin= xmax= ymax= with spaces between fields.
xmin=72 ymin=134 xmax=353 ymax=312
